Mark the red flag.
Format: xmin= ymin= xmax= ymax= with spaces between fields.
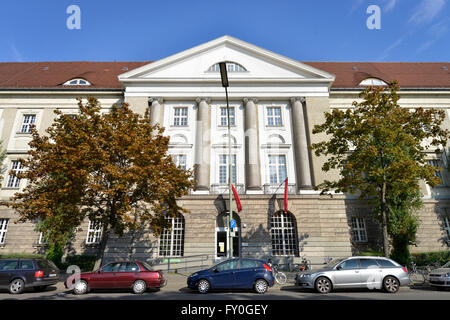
xmin=232 ymin=184 xmax=242 ymax=212
xmin=284 ymin=178 xmax=288 ymax=213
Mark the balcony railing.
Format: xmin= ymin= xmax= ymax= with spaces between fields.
xmin=263 ymin=183 xmax=297 ymax=195
xmin=210 ymin=184 xmax=245 ymax=195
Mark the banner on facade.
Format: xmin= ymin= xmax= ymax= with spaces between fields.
xmin=284 ymin=177 xmax=288 ymax=213
xmin=232 ymin=184 xmax=242 ymax=212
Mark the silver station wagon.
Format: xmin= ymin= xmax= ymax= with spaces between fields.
xmin=428 ymin=261 xmax=450 ymax=289
xmin=295 ymin=256 xmax=410 ymax=294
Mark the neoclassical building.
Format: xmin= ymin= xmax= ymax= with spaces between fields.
xmin=0 ymin=36 xmax=449 ymax=268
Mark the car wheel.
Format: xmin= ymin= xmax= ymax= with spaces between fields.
xmin=315 ymin=277 xmax=332 ymax=294
xmin=9 ymin=279 xmax=25 ymax=294
xmin=197 ymin=279 xmax=210 ymax=294
xmin=383 ymin=276 xmax=399 ymax=293
xmin=254 ymin=279 xmax=268 ymax=294
xmin=73 ymin=280 xmax=89 ymax=295
xmin=132 ymin=280 xmax=147 ymax=294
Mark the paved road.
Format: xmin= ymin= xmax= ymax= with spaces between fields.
xmin=1 ymin=273 xmax=449 ymax=300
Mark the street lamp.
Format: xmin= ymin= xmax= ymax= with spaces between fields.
xmin=219 ymin=62 xmax=233 ymax=259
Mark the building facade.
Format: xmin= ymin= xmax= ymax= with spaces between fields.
xmin=0 ymin=36 xmax=449 ymax=268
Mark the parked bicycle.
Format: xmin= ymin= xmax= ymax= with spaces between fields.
xmin=408 ymin=261 xmax=426 ymax=284
xmin=298 ymin=255 xmax=311 ymax=272
xmin=324 ymin=256 xmax=333 ymax=264
xmin=267 ymin=259 xmax=287 ymax=285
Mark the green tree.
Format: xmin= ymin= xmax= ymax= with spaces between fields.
xmin=0 ymin=141 xmax=6 ymax=183
xmin=3 ymin=97 xmax=195 ymax=266
xmin=311 ymin=82 xmax=449 ymax=259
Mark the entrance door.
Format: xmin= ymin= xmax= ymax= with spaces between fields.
xmin=215 ymin=212 xmax=241 ymax=260
xmin=215 ymin=227 xmax=240 ymax=259
xmin=216 ymin=229 xmax=228 ymax=259
xmin=231 ymin=227 xmax=240 ymax=257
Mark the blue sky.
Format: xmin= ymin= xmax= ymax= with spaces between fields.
xmin=0 ymin=0 xmax=449 ymax=62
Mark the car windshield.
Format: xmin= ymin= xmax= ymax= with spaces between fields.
xmin=442 ymin=261 xmax=450 ymax=268
xmin=325 ymin=258 xmax=344 ymax=269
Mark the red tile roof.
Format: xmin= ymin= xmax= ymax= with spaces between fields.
xmin=0 ymin=61 xmax=448 ymax=89
xmin=0 ymin=61 xmax=149 ymax=89
xmin=306 ymin=62 xmax=450 ymax=89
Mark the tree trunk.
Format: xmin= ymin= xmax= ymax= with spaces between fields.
xmin=381 ymin=181 xmax=389 ymax=257
xmin=380 ymin=149 xmax=390 ymax=257
xmin=93 ymin=226 xmax=109 ymax=270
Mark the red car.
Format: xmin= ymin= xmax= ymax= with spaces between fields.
xmin=65 ymin=260 xmax=166 ymax=295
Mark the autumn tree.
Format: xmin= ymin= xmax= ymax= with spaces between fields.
xmin=3 ymin=97 xmax=195 ymax=266
xmin=0 ymin=140 xmax=6 ymax=181
xmin=311 ymin=82 xmax=449 ymax=261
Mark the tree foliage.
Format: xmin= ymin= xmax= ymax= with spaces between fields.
xmin=3 ymin=97 xmax=196 ymax=247
xmin=311 ymin=82 xmax=450 ymax=258
xmin=0 ymin=140 xmax=6 ymax=183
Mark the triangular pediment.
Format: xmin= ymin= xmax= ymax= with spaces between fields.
xmin=118 ymin=36 xmax=335 ymax=83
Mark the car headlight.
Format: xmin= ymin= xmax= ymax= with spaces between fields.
xmin=445 ymin=273 xmax=450 ymax=277
xmin=300 ymin=274 xmax=311 ymax=278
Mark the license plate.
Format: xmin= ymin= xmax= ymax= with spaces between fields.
xmin=49 ymin=274 xmax=57 ymax=277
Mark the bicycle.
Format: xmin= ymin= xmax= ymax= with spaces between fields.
xmin=267 ymin=259 xmax=287 ymax=285
xmin=298 ymin=255 xmax=311 ymax=272
xmin=408 ymin=262 xmax=426 ymax=284
xmin=324 ymin=256 xmax=333 ymax=264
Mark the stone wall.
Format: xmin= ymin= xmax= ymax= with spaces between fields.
xmin=1 ymin=196 xmax=448 ymax=268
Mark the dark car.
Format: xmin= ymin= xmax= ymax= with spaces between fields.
xmin=187 ymin=258 xmax=275 ymax=294
xmin=0 ymin=258 xmax=60 ymax=294
xmin=65 ymin=260 xmax=166 ymax=295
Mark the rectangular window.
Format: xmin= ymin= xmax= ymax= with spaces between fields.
xmin=21 ymin=115 xmax=36 ymax=133
xmin=266 ymin=107 xmax=282 ymax=126
xmin=220 ymin=107 xmax=235 ymax=126
xmin=219 ymin=154 xmax=236 ymax=184
xmin=0 ymin=219 xmax=9 ymax=245
xmin=351 ymin=217 xmax=368 ymax=243
xmin=173 ymin=107 xmax=188 ymax=126
xmin=268 ymin=155 xmax=287 ymax=185
xmin=86 ymin=220 xmax=102 ymax=244
xmin=444 ymin=216 xmax=450 ymax=239
xmin=159 ymin=216 xmax=185 ymax=257
xmin=270 ymin=213 xmax=298 ymax=256
xmin=6 ymin=161 xmax=24 ymax=188
xmin=173 ymin=154 xmax=187 ymax=171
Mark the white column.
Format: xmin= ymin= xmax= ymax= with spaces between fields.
xmin=148 ymin=97 xmax=163 ymax=126
xmin=243 ymin=98 xmax=261 ymax=190
xmin=290 ymin=97 xmax=313 ymax=190
xmin=195 ymin=97 xmax=211 ymax=190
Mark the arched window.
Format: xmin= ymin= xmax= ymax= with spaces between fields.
xmin=159 ymin=213 xmax=185 ymax=257
xmin=207 ymin=62 xmax=247 ymax=72
xmin=63 ymin=78 xmax=91 ymax=86
xmin=358 ymin=78 xmax=387 ymax=86
xmin=270 ymin=211 xmax=299 ymax=256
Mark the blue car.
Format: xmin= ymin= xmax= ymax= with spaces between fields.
xmin=187 ymin=258 xmax=275 ymax=294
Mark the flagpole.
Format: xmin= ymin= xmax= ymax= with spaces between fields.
xmin=225 ymin=85 xmax=233 ymax=259
xmin=219 ymin=62 xmax=234 ymax=259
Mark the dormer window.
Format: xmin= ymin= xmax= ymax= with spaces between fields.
xmin=207 ymin=62 xmax=247 ymax=72
xmin=63 ymin=78 xmax=91 ymax=86
xmin=359 ymin=78 xmax=387 ymax=86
